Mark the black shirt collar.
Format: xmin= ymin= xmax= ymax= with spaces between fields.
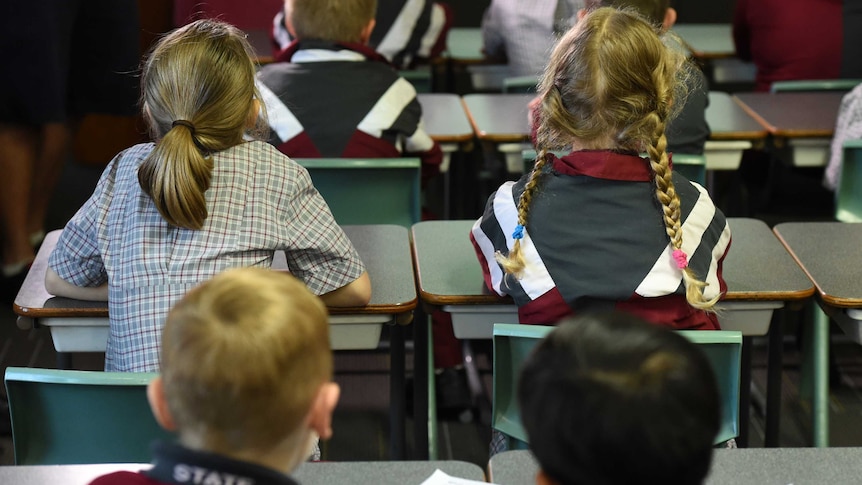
xmin=145 ymin=440 xmax=300 ymax=485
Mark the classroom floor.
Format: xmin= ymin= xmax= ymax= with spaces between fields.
xmin=3 ymin=151 xmax=862 ymax=467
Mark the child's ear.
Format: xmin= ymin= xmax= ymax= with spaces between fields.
xmin=360 ymin=19 xmax=376 ymax=45
xmin=284 ymin=5 xmax=297 ymax=38
xmin=247 ymin=98 xmax=261 ymax=129
xmin=536 ymin=469 xmax=559 ymax=485
xmin=307 ymin=382 xmax=340 ymax=440
xmin=577 ymin=8 xmax=587 ymax=22
xmin=147 ymin=377 xmax=177 ymax=431
xmin=662 ymin=7 xmax=678 ymax=30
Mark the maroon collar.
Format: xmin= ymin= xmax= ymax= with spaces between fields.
xmin=549 ymin=150 xmax=674 ymax=182
xmin=274 ymin=39 xmax=393 ymax=66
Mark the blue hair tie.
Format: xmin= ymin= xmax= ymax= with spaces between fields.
xmin=512 ymin=224 xmax=525 ymax=240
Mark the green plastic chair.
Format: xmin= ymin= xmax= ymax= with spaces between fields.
xmin=491 ymin=324 xmax=742 ymax=449
xmin=770 ymin=79 xmax=862 ymax=93
xmin=294 ymin=158 xmax=421 ymax=227
xmin=492 ymin=324 xmax=554 ymax=449
xmin=835 ymin=139 xmax=862 ymax=222
xmin=4 ymin=367 xmax=172 ymax=465
xmin=676 ymin=330 xmax=743 ymax=445
xmin=503 ymin=76 xmax=539 ymax=94
xmin=521 ymin=150 xmax=707 ymax=185
xmin=399 ymin=67 xmax=433 ymax=93
xmin=672 ymin=153 xmax=707 ymax=186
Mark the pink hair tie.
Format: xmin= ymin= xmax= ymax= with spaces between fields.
xmin=672 ymin=249 xmax=688 ymax=269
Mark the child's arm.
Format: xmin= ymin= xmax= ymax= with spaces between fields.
xmin=45 ymin=267 xmax=108 ymax=301
xmin=319 ymin=271 xmax=372 ymax=307
xmin=481 ymin=2 xmax=507 ymax=62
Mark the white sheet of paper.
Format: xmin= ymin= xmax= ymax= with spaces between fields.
xmin=419 ymin=469 xmax=496 ymax=485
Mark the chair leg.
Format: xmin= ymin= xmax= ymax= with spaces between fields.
xmin=811 ymin=305 xmax=830 ymax=447
xmin=461 ymin=340 xmax=492 ymax=425
xmin=427 ymin=318 xmax=438 ymax=460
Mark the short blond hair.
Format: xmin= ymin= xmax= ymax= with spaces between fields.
xmin=161 ymin=267 xmax=331 ymax=451
xmin=285 ymin=0 xmax=377 ymax=43
xmin=584 ymin=0 xmax=670 ymax=26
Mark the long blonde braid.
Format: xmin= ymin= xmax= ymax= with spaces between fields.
xmin=647 ymin=118 xmax=718 ymax=310
xmin=495 ymin=148 xmax=550 ymax=276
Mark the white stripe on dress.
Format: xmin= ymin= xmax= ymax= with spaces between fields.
xmin=376 ymin=0 xmax=425 ymax=61
xmin=635 ymin=181 xmax=718 ymax=297
xmin=256 ymin=81 xmax=304 ymax=143
xmin=490 ymin=182 xmax=556 ymax=300
xmin=356 ymin=77 xmax=416 ymax=137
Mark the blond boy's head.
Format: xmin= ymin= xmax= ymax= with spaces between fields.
xmin=284 ymin=0 xmax=377 ymax=44
xmin=148 ymin=267 xmax=337 ymax=469
xmin=582 ymin=0 xmax=676 ymax=29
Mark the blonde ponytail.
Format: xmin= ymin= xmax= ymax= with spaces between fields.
xmin=138 ymin=19 xmax=263 ymax=230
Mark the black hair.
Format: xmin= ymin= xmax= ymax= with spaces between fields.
xmin=518 ymin=312 xmax=720 ymax=485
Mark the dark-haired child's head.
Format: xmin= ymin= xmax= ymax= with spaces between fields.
xmin=518 ymin=312 xmax=720 ymax=485
xmin=283 ymin=0 xmax=377 ymax=44
xmin=148 ymin=267 xmax=339 ymax=473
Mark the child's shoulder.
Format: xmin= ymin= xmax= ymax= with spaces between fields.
xmin=218 ymin=141 xmax=306 ymax=178
xmin=88 ymin=470 xmax=160 ymax=485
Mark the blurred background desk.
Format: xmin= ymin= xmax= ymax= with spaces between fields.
xmin=734 ymin=92 xmax=844 ymax=168
xmin=773 ymin=222 xmax=862 ymax=447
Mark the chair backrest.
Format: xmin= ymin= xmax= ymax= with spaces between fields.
xmin=675 ymin=330 xmax=743 ymax=444
xmin=672 ymin=153 xmax=707 ymax=186
xmin=5 ymin=367 xmax=173 ymax=465
xmin=503 ymin=76 xmax=539 ymax=94
xmin=492 ymin=324 xmax=554 ymax=445
xmin=770 ymin=79 xmax=862 ymax=93
xmin=399 ymin=67 xmax=433 ymax=93
xmin=521 ymin=150 xmax=707 ymax=186
xmin=836 ymin=139 xmax=862 ymax=222
xmin=492 ymin=324 xmax=742 ymax=447
xmin=294 ymin=158 xmax=421 ymax=227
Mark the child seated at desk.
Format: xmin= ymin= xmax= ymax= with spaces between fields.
xmin=89 ymin=267 xmax=340 ymax=484
xmin=258 ymin=0 xmax=443 ymax=183
xmin=519 ymin=312 xmax=720 ymax=485
xmin=45 ymin=19 xmax=370 ymax=373
xmin=471 ymin=7 xmax=731 ymax=329
xmin=272 ymin=0 xmax=452 ymax=69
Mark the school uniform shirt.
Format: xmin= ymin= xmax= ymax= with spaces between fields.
xmin=481 ymin=0 xmax=582 ymax=78
xmin=733 ymin=0 xmax=862 ymax=91
xmin=257 ymin=40 xmax=442 ymax=181
xmin=88 ymin=441 xmax=300 ymax=485
xmin=49 ymin=141 xmax=365 ymax=372
xmin=826 ymin=83 xmax=862 ymax=190
xmin=272 ymin=0 xmax=452 ymax=69
xmin=471 ymin=150 xmax=731 ymax=329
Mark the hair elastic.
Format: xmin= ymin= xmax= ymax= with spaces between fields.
xmin=171 ymin=120 xmax=196 ymax=134
xmin=672 ymin=249 xmax=688 ymax=269
xmin=512 ymin=224 xmax=525 ymax=240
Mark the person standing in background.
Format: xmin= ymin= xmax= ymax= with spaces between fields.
xmin=733 ymin=0 xmax=862 ymax=91
xmin=481 ymin=0 xmax=583 ymax=79
xmin=0 ymin=0 xmax=140 ymax=303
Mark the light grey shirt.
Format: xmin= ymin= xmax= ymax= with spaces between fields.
xmin=481 ymin=0 xmax=583 ymax=78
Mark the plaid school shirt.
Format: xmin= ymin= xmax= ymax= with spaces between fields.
xmin=49 ymin=141 xmax=365 ymax=372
